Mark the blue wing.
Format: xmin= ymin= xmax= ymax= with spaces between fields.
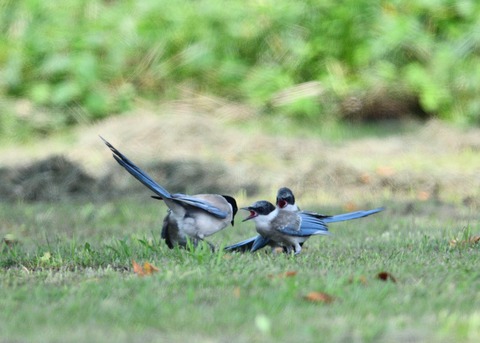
xmin=224 ymin=235 xmax=272 ymax=252
xmin=276 ymin=212 xmax=329 ymax=237
xmin=170 ymin=194 xmax=228 ymax=218
xmin=224 ymin=236 xmax=257 ymax=252
xmin=102 ymin=137 xmax=227 ymax=219
xmin=276 ymin=226 xmax=330 ymax=237
xmin=251 ymin=235 xmax=271 ymax=252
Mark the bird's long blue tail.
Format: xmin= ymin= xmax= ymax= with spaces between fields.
xmin=101 ymin=136 xmax=172 ymax=199
xmin=322 ymin=207 xmax=384 ymax=223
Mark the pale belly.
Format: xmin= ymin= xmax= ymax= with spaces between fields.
xmin=181 ymin=216 xmax=228 ymax=239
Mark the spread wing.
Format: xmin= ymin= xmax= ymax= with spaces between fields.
xmin=276 ymin=212 xmax=329 ymax=237
xmin=170 ymin=194 xmax=228 ymax=219
xmin=224 ymin=236 xmax=257 ymax=252
xmin=251 ymin=235 xmax=271 ymax=252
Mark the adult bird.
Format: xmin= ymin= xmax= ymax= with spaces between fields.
xmin=225 ymin=187 xmax=383 ymax=253
xmin=101 ymin=137 xmax=238 ymax=249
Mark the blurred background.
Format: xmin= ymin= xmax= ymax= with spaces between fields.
xmin=1 ymin=0 xmax=480 ymax=209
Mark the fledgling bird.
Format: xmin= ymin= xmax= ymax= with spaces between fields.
xmin=101 ymin=137 xmax=238 ymax=249
xmin=276 ymin=187 xmax=299 ymax=211
xmin=241 ymin=200 xmax=330 ymax=254
xmin=225 ymin=187 xmax=299 ymax=252
xmin=225 ymin=187 xmax=384 ymax=253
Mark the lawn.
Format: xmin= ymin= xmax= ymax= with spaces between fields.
xmin=1 ymin=196 xmax=479 ymax=342
xmin=1 ymin=110 xmax=479 ymax=342
xmin=2 ymin=1 xmax=480 ymax=340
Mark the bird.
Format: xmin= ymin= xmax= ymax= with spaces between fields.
xmin=276 ymin=187 xmax=299 ymax=211
xmin=224 ymin=187 xmax=299 ymax=252
xmin=101 ymin=137 xmax=238 ymax=250
xmin=225 ymin=187 xmax=383 ymax=253
xmin=240 ymin=200 xmax=330 ymax=254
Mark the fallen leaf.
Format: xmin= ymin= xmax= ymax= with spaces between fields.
xmin=233 ymin=286 xmax=241 ymax=298
xmin=470 ymin=236 xmax=480 ymax=244
xmin=450 ymin=235 xmax=480 ymax=247
xmin=132 ymin=260 xmax=145 ymax=276
xmin=143 ymin=262 xmax=159 ymax=275
xmin=377 ymin=271 xmax=397 ymax=283
xmin=132 ymin=260 xmax=159 ymax=277
xmin=304 ymin=291 xmax=335 ymax=303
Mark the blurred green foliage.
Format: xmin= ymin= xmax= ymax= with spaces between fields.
xmin=1 ymin=0 xmax=480 ymax=137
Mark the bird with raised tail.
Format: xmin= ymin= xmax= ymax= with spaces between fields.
xmin=101 ymin=137 xmax=238 ymax=250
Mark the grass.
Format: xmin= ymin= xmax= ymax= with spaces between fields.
xmin=1 ymin=198 xmax=479 ymax=342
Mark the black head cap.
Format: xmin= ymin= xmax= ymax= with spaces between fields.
xmin=276 ymin=187 xmax=295 ymax=208
xmin=241 ymin=200 xmax=276 ymax=222
xmin=247 ymin=200 xmax=276 ymax=215
xmin=222 ymin=195 xmax=238 ymax=226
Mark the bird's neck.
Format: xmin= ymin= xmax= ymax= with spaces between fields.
xmin=282 ymin=204 xmax=299 ymax=212
xmin=254 ymin=207 xmax=279 ymax=230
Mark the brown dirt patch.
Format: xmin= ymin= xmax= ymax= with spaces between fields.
xmin=1 ymin=99 xmax=479 ymax=207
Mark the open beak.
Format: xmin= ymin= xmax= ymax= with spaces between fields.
xmin=241 ymin=207 xmax=258 ymax=222
xmin=277 ymin=199 xmax=287 ymax=208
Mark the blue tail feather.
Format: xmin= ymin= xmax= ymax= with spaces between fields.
xmin=103 ymin=137 xmax=228 ymax=219
xmin=322 ymin=207 xmax=384 ymax=223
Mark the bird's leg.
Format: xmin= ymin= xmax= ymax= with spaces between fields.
xmin=205 ymin=239 xmax=216 ymax=252
xmin=293 ymin=243 xmax=302 ymax=255
xmin=185 ymin=237 xmax=198 ymax=250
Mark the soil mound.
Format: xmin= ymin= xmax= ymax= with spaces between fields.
xmin=1 ymin=156 xmax=96 ymax=202
xmin=1 ymin=155 xmax=257 ymax=202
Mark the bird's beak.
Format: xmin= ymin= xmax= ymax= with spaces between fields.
xmin=241 ymin=207 xmax=258 ymax=222
xmin=277 ymin=199 xmax=287 ymax=208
